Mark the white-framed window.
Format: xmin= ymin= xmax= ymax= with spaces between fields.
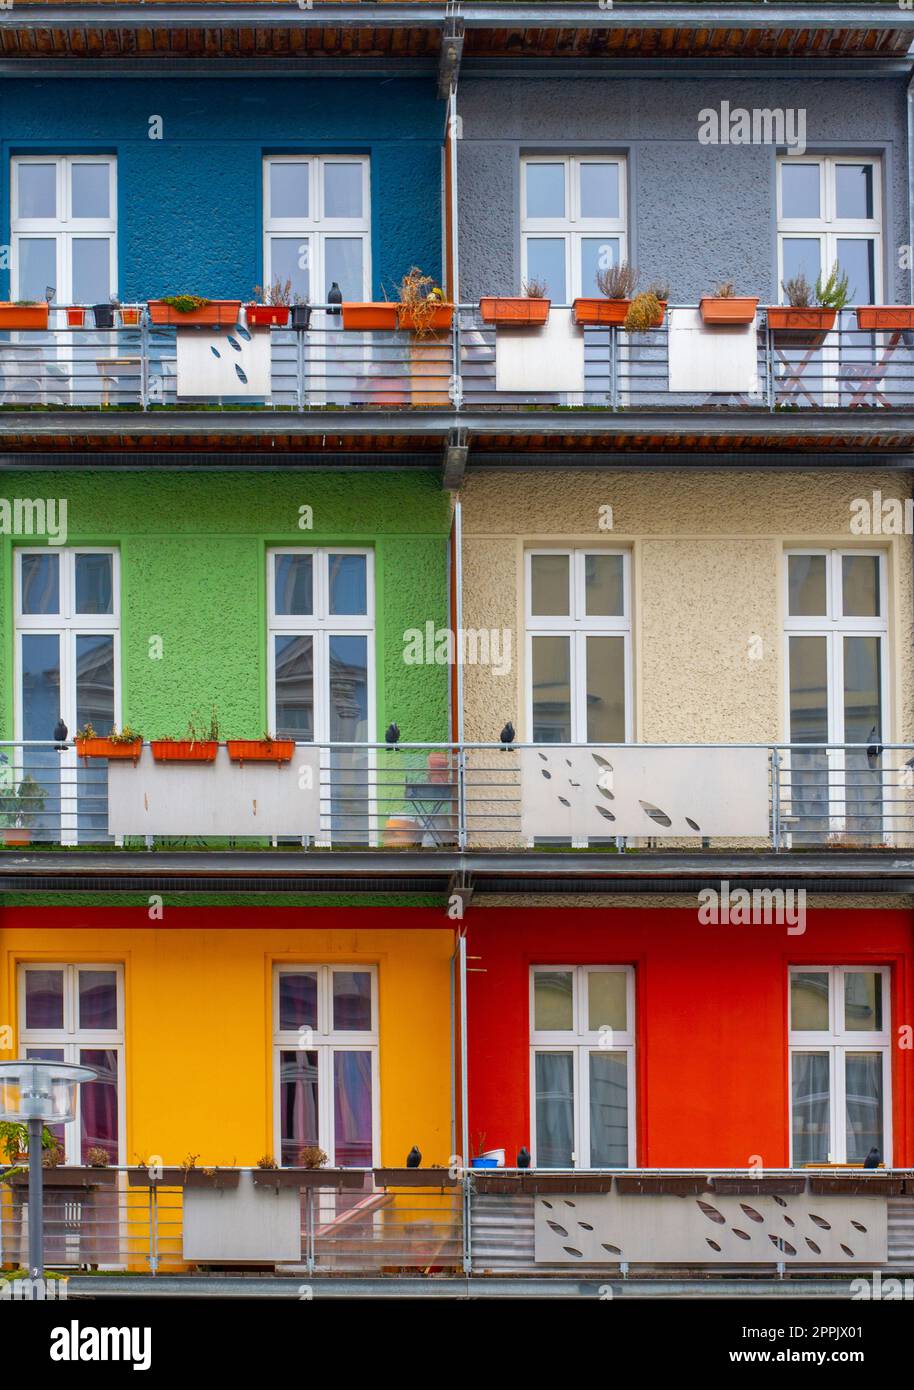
xmin=273 ymin=964 xmax=379 ymax=1167
xmin=520 ymin=155 xmax=627 ymax=303
xmin=18 ymin=963 xmax=125 ymax=1164
xmin=530 ymin=965 xmax=635 ymax=1169
xmin=11 ymin=155 xmax=117 ymax=305
xmin=789 ymin=966 xmax=891 ymax=1166
xmin=525 ymin=549 xmax=631 ymax=743
xmin=777 ymin=156 xmax=882 ymax=305
xmin=263 ymin=156 xmax=370 ymax=309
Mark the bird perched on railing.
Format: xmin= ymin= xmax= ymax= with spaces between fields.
xmin=406 ymin=1145 xmax=422 ymax=1169
xmin=863 ymin=1146 xmax=881 ymax=1169
xmin=53 ymin=718 xmax=68 ymax=752
xmin=499 ymin=721 xmax=515 ymax=748
xmin=517 ymin=1146 xmax=531 ymax=1169
xmin=385 ymin=722 xmax=400 ymax=748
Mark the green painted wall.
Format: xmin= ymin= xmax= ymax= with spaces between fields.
xmin=0 ymin=469 xmax=451 ymax=742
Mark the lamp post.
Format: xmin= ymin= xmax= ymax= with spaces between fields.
xmin=0 ymin=1059 xmax=96 ymax=1294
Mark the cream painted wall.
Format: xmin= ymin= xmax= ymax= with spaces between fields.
xmin=459 ymin=470 xmax=914 ymax=746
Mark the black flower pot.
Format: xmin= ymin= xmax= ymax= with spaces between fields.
xmin=291 ymin=304 xmax=312 ymax=331
xmin=93 ymin=304 xmax=116 ymax=329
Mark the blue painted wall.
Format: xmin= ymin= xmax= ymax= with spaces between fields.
xmin=0 ymin=76 xmax=443 ymax=300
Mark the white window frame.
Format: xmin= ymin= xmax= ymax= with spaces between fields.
xmin=272 ymin=964 xmax=380 ymax=1167
xmin=262 ymin=155 xmax=371 ymax=310
xmin=788 ymin=965 xmax=891 ymax=1166
xmin=520 ymin=155 xmax=628 ymax=302
xmin=524 ymin=548 xmax=632 ymax=744
xmin=776 ymin=155 xmax=882 ymax=305
xmin=530 ymin=965 xmax=636 ymax=1169
xmin=11 ymin=155 xmax=117 ymax=304
xmin=18 ymin=962 xmax=125 ymax=1165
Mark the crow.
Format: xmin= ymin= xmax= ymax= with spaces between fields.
xmin=517 ymin=1146 xmax=531 ymax=1169
xmin=863 ymin=1146 xmax=881 ymax=1169
xmin=385 ymin=722 xmax=400 ymax=747
xmin=406 ymin=1145 xmax=421 ymax=1169
xmin=499 ymin=721 xmax=515 ymax=747
xmin=53 ymin=718 xmax=68 ymax=751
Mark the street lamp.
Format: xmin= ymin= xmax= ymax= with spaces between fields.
xmin=0 ymin=1059 xmax=96 ymax=1291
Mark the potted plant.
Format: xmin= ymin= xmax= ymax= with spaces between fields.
xmin=66 ymin=306 xmax=87 ymax=328
xmin=699 ymin=280 xmax=759 ymax=326
xmin=396 ymin=266 xmax=454 ymax=334
xmin=479 ymin=278 xmax=551 ymax=327
xmin=290 ymin=295 xmax=312 ymax=331
xmin=767 ymin=264 xmax=848 ymax=345
xmin=0 ymin=774 xmax=45 ymax=846
xmin=341 ymin=298 xmax=399 ymax=331
xmin=119 ymin=304 xmax=141 ymax=327
xmin=92 ymin=297 xmax=117 ymax=330
xmin=246 ymin=278 xmax=292 ymax=329
xmin=573 ymin=261 xmax=640 ymax=326
xmin=75 ymin=722 xmax=143 ymax=763
xmin=226 ymin=733 xmax=295 ymax=765
xmin=0 ymin=300 xmax=51 ymax=330
xmin=147 ymin=295 xmax=242 ymax=327
xmin=623 ymin=282 xmax=670 ymax=332
xmin=151 ymin=708 xmax=220 ymax=763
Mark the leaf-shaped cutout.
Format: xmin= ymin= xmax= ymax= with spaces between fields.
xmin=565 ymin=759 xmax=572 ymax=768
xmin=783 ymin=1216 xmax=795 ymax=1228
xmin=773 ymin=1196 xmax=787 ymax=1207
xmin=563 ymin=1200 xmax=575 ymax=1207
xmin=542 ymin=1200 xmax=553 ymax=1209
xmin=805 ymin=1238 xmax=821 ymax=1254
xmin=236 ymin=324 xmax=251 ymax=340
xmin=227 ymin=335 xmax=242 ymax=352
xmin=597 ymin=785 xmax=615 ymax=801
xmin=685 ymin=817 xmax=701 ymax=832
xmin=591 ymin=754 xmax=613 ymax=770
xmin=562 ymin=1246 xmax=583 ymax=1258
xmin=558 ymin=796 xmax=570 ymax=807
xmin=740 ymin=1204 xmax=764 ymax=1223
xmin=840 ymin=1244 xmax=854 ymax=1258
xmin=731 ymin=1228 xmax=751 ymax=1241
xmin=601 ymin=1243 xmax=622 ymax=1256
xmin=697 ymin=1200 xmax=726 ymax=1225
xmin=541 ymin=770 xmax=552 ymax=780
xmin=569 ymin=781 xmax=580 ymax=788
xmin=538 ymin=752 xmax=548 ymax=762
xmin=546 ymin=1220 xmax=568 ymax=1237
xmin=706 ymin=1239 xmax=721 ymax=1252
xmin=596 ymin=806 xmax=616 ymax=822
xmin=809 ymin=1213 xmax=831 ymax=1230
xmin=639 ymin=800 xmax=672 ymax=828
xmin=235 ymin=365 xmax=248 ymax=384
xmin=851 ymin=1221 xmax=867 ymax=1233
xmin=774 ymin=1237 xmax=797 ymax=1256
xmin=210 ymin=346 xmax=221 ymax=358
xmin=578 ymin=1222 xmax=594 ymax=1231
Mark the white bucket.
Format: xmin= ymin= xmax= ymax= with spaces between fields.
xmin=480 ymin=1148 xmax=505 ymax=1168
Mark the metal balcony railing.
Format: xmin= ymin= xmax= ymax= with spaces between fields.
xmin=0 ymin=305 xmax=910 ymax=411
xmin=3 ymin=740 xmax=913 ymax=851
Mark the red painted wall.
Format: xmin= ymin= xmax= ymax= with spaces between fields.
xmin=466 ymin=908 xmax=914 ymax=1169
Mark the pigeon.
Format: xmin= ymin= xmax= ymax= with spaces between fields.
xmin=866 ymin=725 xmax=883 ymax=768
xmin=406 ymin=1145 xmax=421 ymax=1169
xmin=53 ymin=718 xmax=68 ymax=751
xmin=863 ymin=1146 xmax=881 ymax=1169
xmin=517 ymin=1146 xmax=531 ymax=1169
xmin=499 ymin=721 xmax=515 ymax=747
xmin=327 ymin=281 xmax=343 ymax=316
xmin=385 ymin=722 xmax=400 ymax=748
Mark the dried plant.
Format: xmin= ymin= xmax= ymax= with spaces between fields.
xmin=595 ymin=261 xmax=638 ymax=300
xmin=713 ymin=280 xmax=736 ymax=299
xmin=396 ymin=266 xmax=447 ymax=338
xmin=253 ymin=278 xmax=292 ymax=307
xmin=298 ymin=1145 xmax=328 ymax=1169
xmin=257 ymin=1154 xmax=278 ymax=1170
xmin=522 ymin=278 xmax=549 ymax=300
xmin=646 ymin=279 xmax=670 ymax=302
xmin=623 ymin=291 xmax=663 ymax=333
xmin=86 ymin=1147 xmax=110 ymax=1168
xmin=181 ymin=1152 xmax=200 ymax=1172
xmin=781 ymin=272 xmax=814 ymax=308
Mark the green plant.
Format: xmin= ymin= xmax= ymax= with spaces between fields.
xmin=298 ymin=1145 xmax=328 ymax=1169
xmin=253 ymin=278 xmax=292 ymax=307
xmin=522 ymin=279 xmax=549 ymax=299
xmin=159 ymin=295 xmax=212 ymax=314
xmin=595 ymin=261 xmax=638 ymax=300
xmin=0 ymin=774 xmax=46 ymax=830
xmin=76 ymin=723 xmax=142 ymax=745
xmin=0 ymin=1122 xmax=63 ymax=1182
xmin=187 ymin=705 xmax=220 ymax=743
xmin=814 ymin=262 xmax=850 ymax=311
xmin=623 ymin=291 xmax=663 ymax=332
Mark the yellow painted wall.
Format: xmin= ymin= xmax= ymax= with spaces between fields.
xmin=0 ymin=919 xmax=455 ymax=1169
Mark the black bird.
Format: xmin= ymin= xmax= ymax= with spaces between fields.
xmin=866 ymin=724 xmax=883 ymax=768
xmin=517 ymin=1146 xmax=531 ymax=1169
xmin=385 ymin=722 xmax=400 ymax=748
xmin=327 ymin=281 xmax=343 ymax=316
xmin=863 ymin=1146 xmax=881 ymax=1169
xmin=499 ymin=721 xmax=515 ymax=748
xmin=53 ymin=718 xmax=68 ymax=751
xmin=406 ymin=1145 xmax=422 ymax=1169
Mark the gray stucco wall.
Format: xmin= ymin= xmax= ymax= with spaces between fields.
xmin=456 ymin=74 xmax=910 ymax=304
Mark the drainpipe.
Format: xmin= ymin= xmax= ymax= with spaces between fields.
xmin=909 ymin=76 xmax=914 ymax=664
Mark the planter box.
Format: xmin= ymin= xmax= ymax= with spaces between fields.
xmin=710 ymin=1176 xmax=806 ymax=1196
xmin=0 ymin=303 xmax=49 ymax=330
xmin=251 ymin=1168 xmax=365 ymax=1189
xmin=855 ymin=306 xmax=914 ymax=331
xmin=92 ymin=304 xmax=116 ymax=329
xmin=809 ymin=1173 xmax=906 ymax=1197
xmin=9 ymin=1166 xmax=117 ymax=1189
xmin=479 ymin=296 xmax=551 ymax=326
xmin=182 ymin=1169 xmax=242 ymax=1190
xmin=147 ymin=299 xmax=242 ymax=327
xmin=342 ymin=302 xmax=399 ymax=331
xmin=2 ymin=830 xmax=32 ymax=847
xmin=616 ymin=1174 xmax=709 ymax=1196
xmin=397 ymin=302 xmax=454 ymax=332
xmin=573 ymin=298 xmax=630 ymax=326
xmin=374 ymin=1168 xmax=457 ymax=1188
xmin=524 ymin=1173 xmax=616 ymax=1195
xmin=119 ymin=307 xmax=141 ymax=327
xmin=246 ymin=304 xmax=290 ymax=328
xmin=127 ymin=1167 xmax=187 ymax=1187
xmin=66 ymin=308 xmax=86 ymax=328
xmin=150 ymin=740 xmax=218 ymax=763
xmin=75 ymin=736 xmax=142 ymax=763
xmin=766 ymin=306 xmax=837 ymax=345
xmin=291 ymin=304 xmax=312 ymax=331
xmin=226 ymin=739 xmax=295 ymax=765
xmin=699 ymin=296 xmax=759 ymax=326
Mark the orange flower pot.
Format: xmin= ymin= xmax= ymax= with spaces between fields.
xmin=479 ymin=297 xmax=551 ymax=326
xmin=699 ymin=296 xmax=759 ymax=326
xmin=75 ymin=737 xmax=142 ymax=763
xmin=227 ymin=739 xmax=295 ymax=764
xmin=119 ymin=307 xmax=141 ymax=326
xmin=396 ymin=303 xmax=454 ymax=332
xmin=2 ymin=829 xmax=31 ymax=847
xmin=66 ymin=308 xmax=87 ymax=328
xmin=245 ymin=304 xmax=290 ymax=328
xmin=572 ymin=298 xmax=630 ymax=326
xmin=150 ymin=740 xmax=218 ymax=763
xmin=766 ymin=306 xmax=836 ymax=340
xmin=382 ymin=816 xmax=421 ymax=847
xmin=342 ymin=302 xmax=400 ymax=331
xmin=855 ymin=306 xmax=914 ymax=331
xmin=0 ymin=303 xmax=49 ymax=330
xmin=147 ymin=300 xmax=242 ymax=327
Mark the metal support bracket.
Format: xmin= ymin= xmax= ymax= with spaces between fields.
xmin=443 ymin=426 xmax=468 ymax=490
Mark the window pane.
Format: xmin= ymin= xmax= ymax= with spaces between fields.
xmin=835 ymin=165 xmax=873 ymax=221
xmin=585 ymin=554 xmax=624 ymax=617
xmin=586 ymin=636 xmax=626 ymax=743
xmin=75 ymin=635 xmax=115 ymax=734
xmin=788 ymin=636 xmax=828 ymax=743
xmin=842 ymin=555 xmax=879 ymax=618
xmin=534 ymin=970 xmax=573 ymax=1031
xmin=836 ymin=238 xmax=874 ymax=306
xmin=274 ymin=554 xmax=313 ymax=616
xmin=328 ymin=554 xmax=367 ymax=616
xmin=72 ymin=239 xmax=110 ymax=305
xmin=580 ymin=163 xmax=619 ymax=220
xmin=269 ymin=237 xmax=310 ymax=302
xmin=526 ymin=163 xmax=564 ymax=219
xmin=843 ymin=635 xmax=881 ymax=742
xmin=274 ymin=634 xmax=314 ymax=740
xmin=270 ymin=162 xmax=309 ymax=220
xmin=581 ymin=238 xmax=620 ymax=299
xmin=530 ymin=554 xmax=569 ymax=617
xmin=324 ymin=238 xmax=363 ymax=302
xmin=782 ymin=238 xmax=821 ymax=291
xmin=792 ymin=1052 xmax=830 ymax=1165
xmin=20 ymin=553 xmax=59 ymax=614
xmin=535 ymin=1052 xmax=574 ymax=1167
xmin=21 ymin=633 xmax=61 ymax=740
xmin=845 ymin=1053 xmax=883 ymax=1162
xmin=75 ymin=553 xmax=113 ymax=615
xmin=280 ymin=1049 xmax=319 ymax=1165
xmin=845 ymin=972 xmax=883 ymax=1032
xmin=531 ymin=636 xmax=571 ymax=743
xmin=328 ymin=636 xmax=368 ymax=741
xmin=525 ymin=239 xmax=565 ymax=303
xmin=589 ymin=1052 xmax=628 ymax=1167
xmin=79 ymin=1048 xmax=119 ymax=1164
xmin=25 ymin=969 xmax=64 ymax=1029
xmin=788 ymin=554 xmax=827 ymax=616
xmin=79 ymin=970 xmax=117 ymax=1029
xmin=279 ymin=972 xmax=318 ymax=1032
xmin=333 ymin=971 xmax=372 ymax=1031
xmin=18 ymin=237 xmax=56 ymax=303
xmin=25 ymin=1047 xmax=66 ymax=1152
xmin=71 ymin=163 xmax=110 ymax=220
xmin=588 ymin=972 xmax=627 ymax=1032
xmin=334 ymin=1051 xmax=373 ymax=1166
xmin=323 ymin=163 xmax=362 ymax=219
xmin=18 ymin=163 xmax=56 ymax=219
xmin=781 ymin=163 xmax=820 ymax=220
xmin=790 ymin=971 xmax=830 ymax=1031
